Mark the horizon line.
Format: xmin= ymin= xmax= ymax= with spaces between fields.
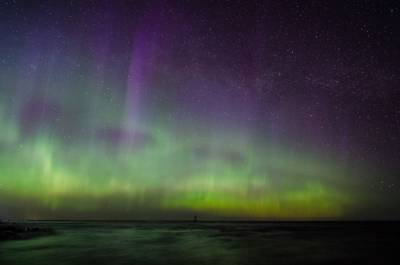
xmin=4 ymin=219 xmax=399 ymax=223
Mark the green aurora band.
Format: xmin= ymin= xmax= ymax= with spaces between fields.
xmin=0 ymin=2 xmax=376 ymax=220
xmin=0 ymin=102 xmax=363 ymax=220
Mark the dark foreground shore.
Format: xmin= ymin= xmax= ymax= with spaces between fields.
xmin=0 ymin=221 xmax=54 ymax=240
xmin=0 ymin=221 xmax=399 ymax=265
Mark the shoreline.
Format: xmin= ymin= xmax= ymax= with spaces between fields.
xmin=0 ymin=221 xmax=55 ymax=241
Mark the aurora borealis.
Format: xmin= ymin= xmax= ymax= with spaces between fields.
xmin=0 ymin=1 xmax=399 ymax=220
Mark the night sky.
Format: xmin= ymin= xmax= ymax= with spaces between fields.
xmin=0 ymin=0 xmax=399 ymax=220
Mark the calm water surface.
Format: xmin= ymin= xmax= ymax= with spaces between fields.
xmin=0 ymin=222 xmax=398 ymax=265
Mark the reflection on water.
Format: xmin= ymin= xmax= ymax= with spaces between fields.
xmin=0 ymin=222 xmax=398 ymax=265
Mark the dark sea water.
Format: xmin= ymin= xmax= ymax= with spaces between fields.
xmin=0 ymin=221 xmax=399 ymax=265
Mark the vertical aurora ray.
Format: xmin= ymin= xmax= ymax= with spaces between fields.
xmin=0 ymin=1 xmax=397 ymax=220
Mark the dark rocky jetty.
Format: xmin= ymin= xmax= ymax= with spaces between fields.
xmin=0 ymin=221 xmax=54 ymax=240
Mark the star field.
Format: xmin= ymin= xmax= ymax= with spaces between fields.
xmin=0 ymin=0 xmax=399 ymax=220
